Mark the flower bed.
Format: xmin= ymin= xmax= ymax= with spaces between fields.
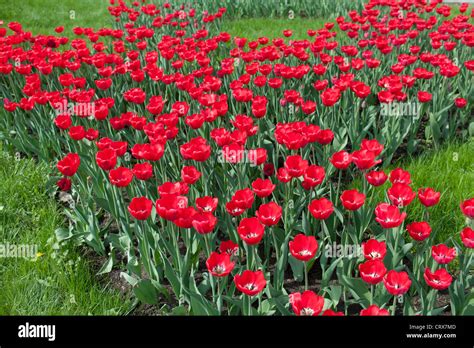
xmin=0 ymin=0 xmax=473 ymax=315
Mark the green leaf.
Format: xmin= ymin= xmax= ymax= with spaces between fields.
xmin=97 ymin=254 xmax=114 ymax=275
xmin=133 ymin=279 xmax=158 ymax=305
xmin=288 ymin=256 xmax=304 ymax=281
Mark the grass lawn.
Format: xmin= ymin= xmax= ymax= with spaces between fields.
xmin=0 ymin=0 xmax=111 ymax=35
xmin=222 ymin=18 xmax=341 ymax=41
xmin=0 ymin=148 xmax=133 ymax=315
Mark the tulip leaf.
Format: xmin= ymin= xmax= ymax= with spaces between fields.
xmin=133 ymin=279 xmax=158 ymax=305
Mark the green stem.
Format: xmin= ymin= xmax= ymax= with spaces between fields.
xmin=304 ymin=262 xmax=309 ymax=291
xmin=392 ymin=296 xmax=397 ymax=316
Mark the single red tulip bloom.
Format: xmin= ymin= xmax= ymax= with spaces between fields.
xmin=303 ymin=165 xmax=325 ymax=187
xmin=57 ymin=153 xmax=80 ymax=177
xmin=417 ymin=91 xmax=432 ymax=103
xmin=460 ymin=227 xmax=474 ymax=248
xmin=133 ymin=162 xmax=153 ymax=181
xmin=431 ymin=244 xmax=456 ymax=264
xmin=289 ymin=234 xmax=318 ymax=262
xmin=256 ymin=202 xmax=282 ymax=226
xmin=383 ymin=270 xmax=411 ymax=295
xmin=206 ymin=252 xmax=235 ymax=277
xmin=238 ymin=217 xmax=265 ymax=245
xmin=362 ymin=239 xmax=387 ymax=260
xmin=360 ymin=305 xmax=390 ymax=316
xmin=359 ymin=259 xmax=387 ymax=285
xmin=374 ymin=203 xmax=406 ymax=228
xmin=340 ymin=189 xmax=366 ymax=211
xmin=308 ymin=198 xmax=334 ymax=220
xmin=181 ymin=165 xmax=201 ymax=184
xmin=231 ymin=188 xmax=255 ymax=210
xmin=251 ymin=178 xmax=275 ymax=198
xmin=460 ymin=198 xmax=474 ymax=219
xmin=219 ymin=240 xmax=239 ymax=255
xmin=352 ymin=149 xmax=381 ymax=170
xmin=365 ymin=170 xmax=388 ymax=186
xmin=418 ymin=188 xmax=440 ymax=207
xmin=406 ymin=221 xmax=431 ymax=241
xmin=389 ymin=168 xmax=411 ymax=185
xmin=424 ymin=268 xmax=452 ymax=290
xmin=196 ymin=196 xmax=218 ymax=213
xmin=284 ymin=155 xmax=308 ymax=178
xmin=192 ymin=213 xmax=217 ymax=234
xmin=330 ymin=150 xmax=352 ymax=169
xmin=289 ymin=290 xmax=325 ymax=316
xmin=109 ymin=167 xmax=134 ymax=187
xmin=234 ymin=270 xmax=266 ymax=296
xmin=128 ymin=197 xmax=153 ymax=220
xmin=388 ymin=183 xmax=416 ymax=207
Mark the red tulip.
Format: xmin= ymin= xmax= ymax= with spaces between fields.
xmin=360 ymin=305 xmax=390 ymax=316
xmin=303 ymin=165 xmax=325 ymax=188
xmin=156 ymin=195 xmax=188 ymax=221
xmin=359 ymin=259 xmax=387 ymax=284
xmin=180 ymin=136 xmax=211 ymax=162
xmin=284 ymin=155 xmax=308 ymax=178
xmin=424 ymin=268 xmax=452 ymax=290
xmin=238 ymin=217 xmax=265 ymax=245
xmin=454 ymin=98 xmax=467 ymax=108
xmin=308 ymin=198 xmax=334 ymax=220
xmin=321 ymin=87 xmax=341 ymax=106
xmin=192 ymin=213 xmax=217 ymax=234
xmin=340 ymin=189 xmax=366 ymax=211
xmin=431 ymin=244 xmax=456 ymax=264
xmin=289 ymin=234 xmax=318 ymax=262
xmin=206 ymin=252 xmax=235 ymax=277
xmin=128 ymin=197 xmax=153 ymax=220
xmin=361 ymin=139 xmax=384 ymax=157
xmin=96 ymin=148 xmax=117 ymax=171
xmin=234 ymin=270 xmax=266 ymax=296
xmin=406 ymin=221 xmax=431 ymax=241
xmin=322 ymin=309 xmax=344 ymax=316
xmin=383 ymin=270 xmax=411 ymax=295
xmin=57 ymin=177 xmax=71 ymax=191
xmin=57 ymin=153 xmax=80 ymax=177
xmin=251 ymin=178 xmax=275 ymax=198
xmin=109 ymin=167 xmax=134 ymax=187
xmin=362 ymin=239 xmax=386 ymax=260
xmin=219 ymin=240 xmax=239 ymax=255
xmin=460 ymin=198 xmax=474 ymax=219
xmin=352 ymin=149 xmax=381 ymax=170
xmin=133 ymin=162 xmax=153 ymax=181
xmin=460 ymin=227 xmax=474 ymax=248
xmin=417 ymin=91 xmax=432 ymax=103
xmin=389 ymin=168 xmax=411 ymax=185
xmin=330 ymin=150 xmax=352 ymax=169
xmin=418 ymin=188 xmax=441 ymax=207
xmin=374 ymin=203 xmax=406 ymax=228
xmin=196 ymin=196 xmax=218 ymax=213
xmin=365 ymin=170 xmax=388 ymax=186
xmin=289 ymin=290 xmax=324 ymax=316
xmin=388 ymin=183 xmax=416 ymax=207
xmin=181 ymin=165 xmax=201 ymax=184
xmin=256 ymin=202 xmax=282 ymax=226
xmin=231 ymin=188 xmax=255 ymax=210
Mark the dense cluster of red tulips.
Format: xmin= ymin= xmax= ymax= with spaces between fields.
xmin=0 ymin=0 xmax=473 ymax=315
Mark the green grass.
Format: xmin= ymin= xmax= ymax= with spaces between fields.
xmin=0 ymin=0 xmax=111 ymax=35
xmin=222 ymin=18 xmax=340 ymax=41
xmin=0 ymin=149 xmax=133 ymax=315
xmin=358 ymin=139 xmax=474 ymax=243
